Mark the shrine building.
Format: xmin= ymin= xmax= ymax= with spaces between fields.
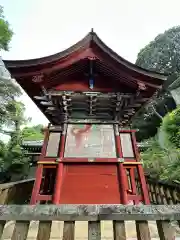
xmin=4 ymin=30 xmax=167 ymax=205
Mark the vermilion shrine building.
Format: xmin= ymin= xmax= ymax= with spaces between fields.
xmin=4 ymin=30 xmax=166 ymax=205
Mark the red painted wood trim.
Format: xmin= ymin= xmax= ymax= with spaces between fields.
xmin=130 ymin=168 xmax=137 ymax=195
xmin=13 ymin=49 xmax=96 ymax=77
xmin=125 ymin=168 xmax=131 ymax=193
xmin=131 ymin=132 xmax=150 ymax=204
xmin=39 ymin=158 xmax=137 ymax=163
xmin=128 ymin=194 xmax=142 ymax=202
xmin=39 ymin=158 xmax=57 ymax=162
xmin=131 ymin=131 xmax=150 ymax=204
xmin=115 ymin=136 xmax=123 ymax=157
xmin=37 ymin=194 xmax=52 ymax=201
xmin=123 ymin=159 xmax=136 ymax=162
xmin=40 ymin=128 xmax=49 ymax=158
xmin=39 ymin=128 xmax=61 ymax=162
xmin=114 ymin=127 xmax=128 ymax=204
xmin=53 ymin=164 xmax=63 ymax=204
xmin=119 ymin=129 xmax=136 ymax=133
xmin=93 ymin=45 xmax=162 ymax=88
xmin=30 ymin=164 xmax=43 ymax=204
xmin=43 ymin=165 xmax=57 ymax=169
xmin=137 ymin=164 xmax=150 ymax=204
xmin=62 ymin=158 xmax=118 ymax=163
xmin=131 ymin=132 xmax=140 ymax=161
xmin=118 ymin=163 xmax=128 ymax=204
xmin=115 ymin=131 xmax=123 ymax=156
xmin=53 ymin=128 xmax=66 ymax=204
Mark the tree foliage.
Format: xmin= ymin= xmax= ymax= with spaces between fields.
xmin=136 ymin=26 xmax=180 ymax=78
xmin=0 ymin=6 xmax=13 ymax=51
xmin=134 ymin=26 xmax=180 ymax=181
xmin=141 ymin=136 xmax=180 ymax=181
xmin=0 ymin=5 xmax=21 ymax=126
xmin=133 ymin=26 xmax=180 ymax=141
xmin=0 ymin=101 xmax=30 ymax=173
xmin=21 ymin=124 xmax=44 ymax=141
xmin=0 ymin=100 xmax=44 ymax=177
xmin=0 ymin=6 xmax=43 ymax=181
xmin=0 ymin=60 xmax=22 ymax=127
xmin=162 ymin=107 xmax=180 ymax=149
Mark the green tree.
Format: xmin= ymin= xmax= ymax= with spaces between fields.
xmin=141 ymin=136 xmax=180 ymax=181
xmin=21 ymin=124 xmax=44 ymax=141
xmin=162 ymin=107 xmax=180 ymax=149
xmin=136 ymin=26 xmax=180 ymax=77
xmin=0 ymin=6 xmax=13 ymax=51
xmin=1 ymin=101 xmax=30 ymax=174
xmin=0 ymin=6 xmax=21 ymax=127
xmin=0 ymin=6 xmax=30 ymax=179
xmin=0 ymin=76 xmax=21 ymax=127
xmin=0 ymin=140 xmax=6 ymax=169
xmin=133 ymin=26 xmax=180 ymax=140
xmin=141 ymin=137 xmax=167 ymax=178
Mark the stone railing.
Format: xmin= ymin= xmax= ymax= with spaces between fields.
xmin=146 ymin=176 xmax=180 ymax=204
xmin=0 ymin=205 xmax=179 ymax=240
xmin=0 ymin=178 xmax=35 ymax=204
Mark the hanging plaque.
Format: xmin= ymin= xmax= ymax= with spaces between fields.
xmin=64 ymin=124 xmax=116 ymax=158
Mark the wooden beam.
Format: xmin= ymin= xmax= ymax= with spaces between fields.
xmin=127 ymin=103 xmax=142 ymax=108
xmin=34 ymin=96 xmax=48 ymax=101
xmin=40 ymin=101 xmax=53 ymax=106
xmin=48 ymin=91 xmax=133 ymax=98
xmin=63 ymin=119 xmax=119 ymax=124
xmin=48 ymin=125 xmax=62 ymax=132
xmin=136 ymin=98 xmax=149 ymax=103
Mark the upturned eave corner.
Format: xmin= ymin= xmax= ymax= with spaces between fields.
xmin=3 ymin=30 xmax=167 ymax=83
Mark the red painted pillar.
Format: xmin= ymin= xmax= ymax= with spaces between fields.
xmin=114 ymin=125 xmax=128 ymax=204
xmin=40 ymin=127 xmax=49 ymax=156
xmin=53 ymin=124 xmax=67 ymax=204
xmin=131 ymin=132 xmax=150 ymax=204
xmin=30 ymin=164 xmax=43 ymax=204
xmin=137 ymin=164 xmax=150 ymax=204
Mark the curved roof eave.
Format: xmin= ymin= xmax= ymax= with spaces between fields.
xmin=4 ymin=31 xmax=167 ymax=81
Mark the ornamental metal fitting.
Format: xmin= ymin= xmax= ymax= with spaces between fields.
xmin=56 ymin=158 xmax=62 ymax=162
xmin=114 ymin=124 xmax=119 ymax=136
xmin=32 ymin=74 xmax=43 ymax=83
xmin=88 ymin=158 xmax=95 ymax=162
xmin=117 ymin=158 xmax=124 ymax=163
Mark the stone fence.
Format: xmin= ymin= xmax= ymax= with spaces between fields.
xmin=0 ymin=205 xmax=179 ymax=240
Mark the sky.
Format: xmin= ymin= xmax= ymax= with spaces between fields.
xmin=1 ymin=0 xmax=180 ymax=127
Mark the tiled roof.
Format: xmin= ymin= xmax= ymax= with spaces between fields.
xmin=22 ymin=140 xmax=43 ymax=147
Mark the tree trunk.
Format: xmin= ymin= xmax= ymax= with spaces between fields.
xmin=152 ymin=105 xmax=163 ymax=120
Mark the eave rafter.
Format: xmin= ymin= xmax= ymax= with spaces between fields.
xmin=4 ymin=30 xmax=166 ymax=125
xmin=34 ymin=90 xmax=150 ymax=126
